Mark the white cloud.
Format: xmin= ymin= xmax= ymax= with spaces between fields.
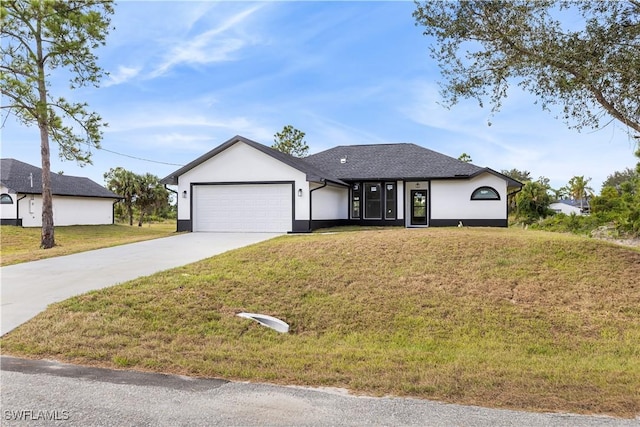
xmin=103 ymin=65 xmax=141 ymax=87
xmin=150 ymin=4 xmax=264 ymax=78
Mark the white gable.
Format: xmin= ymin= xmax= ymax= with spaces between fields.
xmin=180 ymin=141 xmax=307 ymax=183
xmin=176 ymin=140 xmax=310 ymax=222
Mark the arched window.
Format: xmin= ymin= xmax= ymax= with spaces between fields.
xmin=0 ymin=194 xmax=13 ymax=204
xmin=471 ymin=186 xmax=500 ymax=200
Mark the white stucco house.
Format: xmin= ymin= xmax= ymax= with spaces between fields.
xmin=161 ymin=136 xmax=523 ymax=233
xmin=1 ymin=158 xmax=121 ymax=227
xmin=549 ymin=199 xmax=590 ymax=216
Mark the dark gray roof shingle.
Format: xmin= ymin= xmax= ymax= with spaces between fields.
xmin=304 ymin=143 xmax=484 ymax=180
xmin=161 ymin=137 xmax=522 ymax=189
xmin=0 ymin=158 xmax=121 ymax=199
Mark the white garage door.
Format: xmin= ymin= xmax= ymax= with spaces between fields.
xmin=193 ymin=184 xmax=292 ymax=232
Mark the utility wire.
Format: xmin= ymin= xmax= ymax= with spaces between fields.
xmin=1 ymin=114 xmax=185 ymax=167
xmin=95 ymin=146 xmax=185 ymax=167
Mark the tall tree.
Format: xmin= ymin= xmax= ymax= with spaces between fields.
xmin=104 ymin=167 xmax=139 ymax=226
xmin=567 ymin=175 xmax=594 ymax=210
xmin=272 ymin=125 xmax=309 ymax=157
xmin=501 ymin=168 xmax=532 ymax=183
xmin=413 ymin=1 xmax=640 ymax=138
xmin=602 ymin=167 xmax=639 ymax=192
xmin=551 ymin=186 xmax=569 ymax=201
xmin=500 ymin=168 xmax=531 ymax=213
xmin=1 ymin=0 xmax=114 ymax=248
xmin=458 ymin=153 xmax=473 ymax=163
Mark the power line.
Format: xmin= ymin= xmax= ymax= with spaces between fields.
xmin=0 ymin=117 xmax=186 ymax=166
xmin=95 ymin=146 xmax=185 ymax=167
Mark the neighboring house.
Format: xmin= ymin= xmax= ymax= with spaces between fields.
xmin=161 ymin=135 xmax=523 ymax=233
xmin=550 ymin=199 xmax=590 ymax=216
xmin=1 ymin=158 xmax=121 ymax=227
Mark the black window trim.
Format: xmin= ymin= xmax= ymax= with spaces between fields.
xmin=351 ymin=183 xmax=361 ymax=219
xmin=384 ymin=181 xmax=396 ymax=220
xmin=470 ymin=186 xmax=500 ymax=201
xmin=364 ymin=182 xmax=382 ymax=220
xmin=0 ymin=193 xmax=13 ymax=204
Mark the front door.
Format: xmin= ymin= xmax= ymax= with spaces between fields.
xmin=411 ymin=189 xmax=428 ymax=225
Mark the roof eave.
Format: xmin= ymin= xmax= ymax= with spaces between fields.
xmin=469 ymin=168 xmax=524 ymax=188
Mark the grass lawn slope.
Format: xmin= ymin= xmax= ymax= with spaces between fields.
xmin=2 ymin=228 xmax=639 ymax=417
xmin=0 ymin=223 xmax=176 ymax=266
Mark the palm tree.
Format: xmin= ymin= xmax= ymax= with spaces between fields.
xmin=135 ymin=173 xmax=170 ymax=226
xmin=567 ymin=176 xmax=594 ymax=211
xmin=104 ymin=167 xmax=140 ymax=225
xmin=552 ymin=186 xmax=569 ymax=201
xmin=515 ymin=181 xmax=552 ymax=223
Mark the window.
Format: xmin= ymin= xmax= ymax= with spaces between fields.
xmin=385 ymin=183 xmax=396 ymax=220
xmin=0 ymin=194 xmax=13 ymax=204
xmin=471 ymin=186 xmax=500 ymax=200
xmin=364 ymin=183 xmax=381 ymax=219
xmin=351 ymin=184 xmax=361 ymax=219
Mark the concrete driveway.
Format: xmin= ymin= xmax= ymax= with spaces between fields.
xmin=0 ymin=232 xmax=281 ymax=335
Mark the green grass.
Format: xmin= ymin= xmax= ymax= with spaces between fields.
xmin=2 ymin=228 xmax=639 ymax=417
xmin=0 ymin=223 xmax=177 ymax=266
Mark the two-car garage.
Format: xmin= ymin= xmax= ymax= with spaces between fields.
xmin=192 ymin=183 xmax=294 ymax=233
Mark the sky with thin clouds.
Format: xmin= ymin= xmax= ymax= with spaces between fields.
xmin=2 ymin=1 xmax=638 ymax=191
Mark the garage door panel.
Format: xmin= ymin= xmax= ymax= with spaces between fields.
xmin=193 ymin=184 xmax=292 ymax=232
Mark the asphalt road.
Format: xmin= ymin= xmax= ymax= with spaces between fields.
xmin=2 ymin=357 xmax=638 ymax=427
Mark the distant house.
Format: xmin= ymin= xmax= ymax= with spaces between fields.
xmin=161 ymin=135 xmax=523 ymax=233
xmin=1 ymin=158 xmax=121 ymax=227
xmin=550 ymin=199 xmax=590 ymax=216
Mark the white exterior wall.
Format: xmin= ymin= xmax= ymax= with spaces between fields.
xmin=0 ymin=186 xmax=18 ymax=221
xmin=550 ymin=202 xmax=582 ymax=216
xmin=21 ymin=194 xmax=44 ymax=227
xmin=3 ymin=193 xmax=115 ymax=227
xmin=311 ymin=184 xmax=348 ymax=220
xmin=52 ymin=196 xmax=116 ymax=226
xmin=396 ymin=181 xmax=404 ymax=220
xmin=177 ymin=141 xmax=311 ymax=221
xmin=430 ymin=173 xmax=506 ymax=220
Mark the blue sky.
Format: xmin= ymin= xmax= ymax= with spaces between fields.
xmin=2 ymin=1 xmax=638 ymax=192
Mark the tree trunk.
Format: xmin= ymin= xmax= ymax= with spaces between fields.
xmin=40 ymin=123 xmax=55 ymax=249
xmin=128 ymin=204 xmax=133 ymax=226
xmin=36 ymin=8 xmax=55 ymax=249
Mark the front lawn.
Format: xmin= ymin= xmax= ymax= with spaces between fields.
xmin=2 ymin=228 xmax=639 ymax=417
xmin=0 ymin=223 xmax=177 ymax=266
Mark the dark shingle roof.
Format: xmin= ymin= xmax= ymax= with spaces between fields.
xmin=304 ymin=143 xmax=485 ymax=180
xmin=160 ymin=135 xmax=348 ymax=186
xmin=0 ymin=158 xmax=121 ymax=199
xmin=161 ymin=137 xmax=523 ymax=189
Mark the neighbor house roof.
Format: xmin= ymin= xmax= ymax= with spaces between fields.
xmin=551 ymin=199 xmax=590 ymax=208
xmin=0 ymin=158 xmax=121 ymax=199
xmin=160 ymin=135 xmax=348 ymax=186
